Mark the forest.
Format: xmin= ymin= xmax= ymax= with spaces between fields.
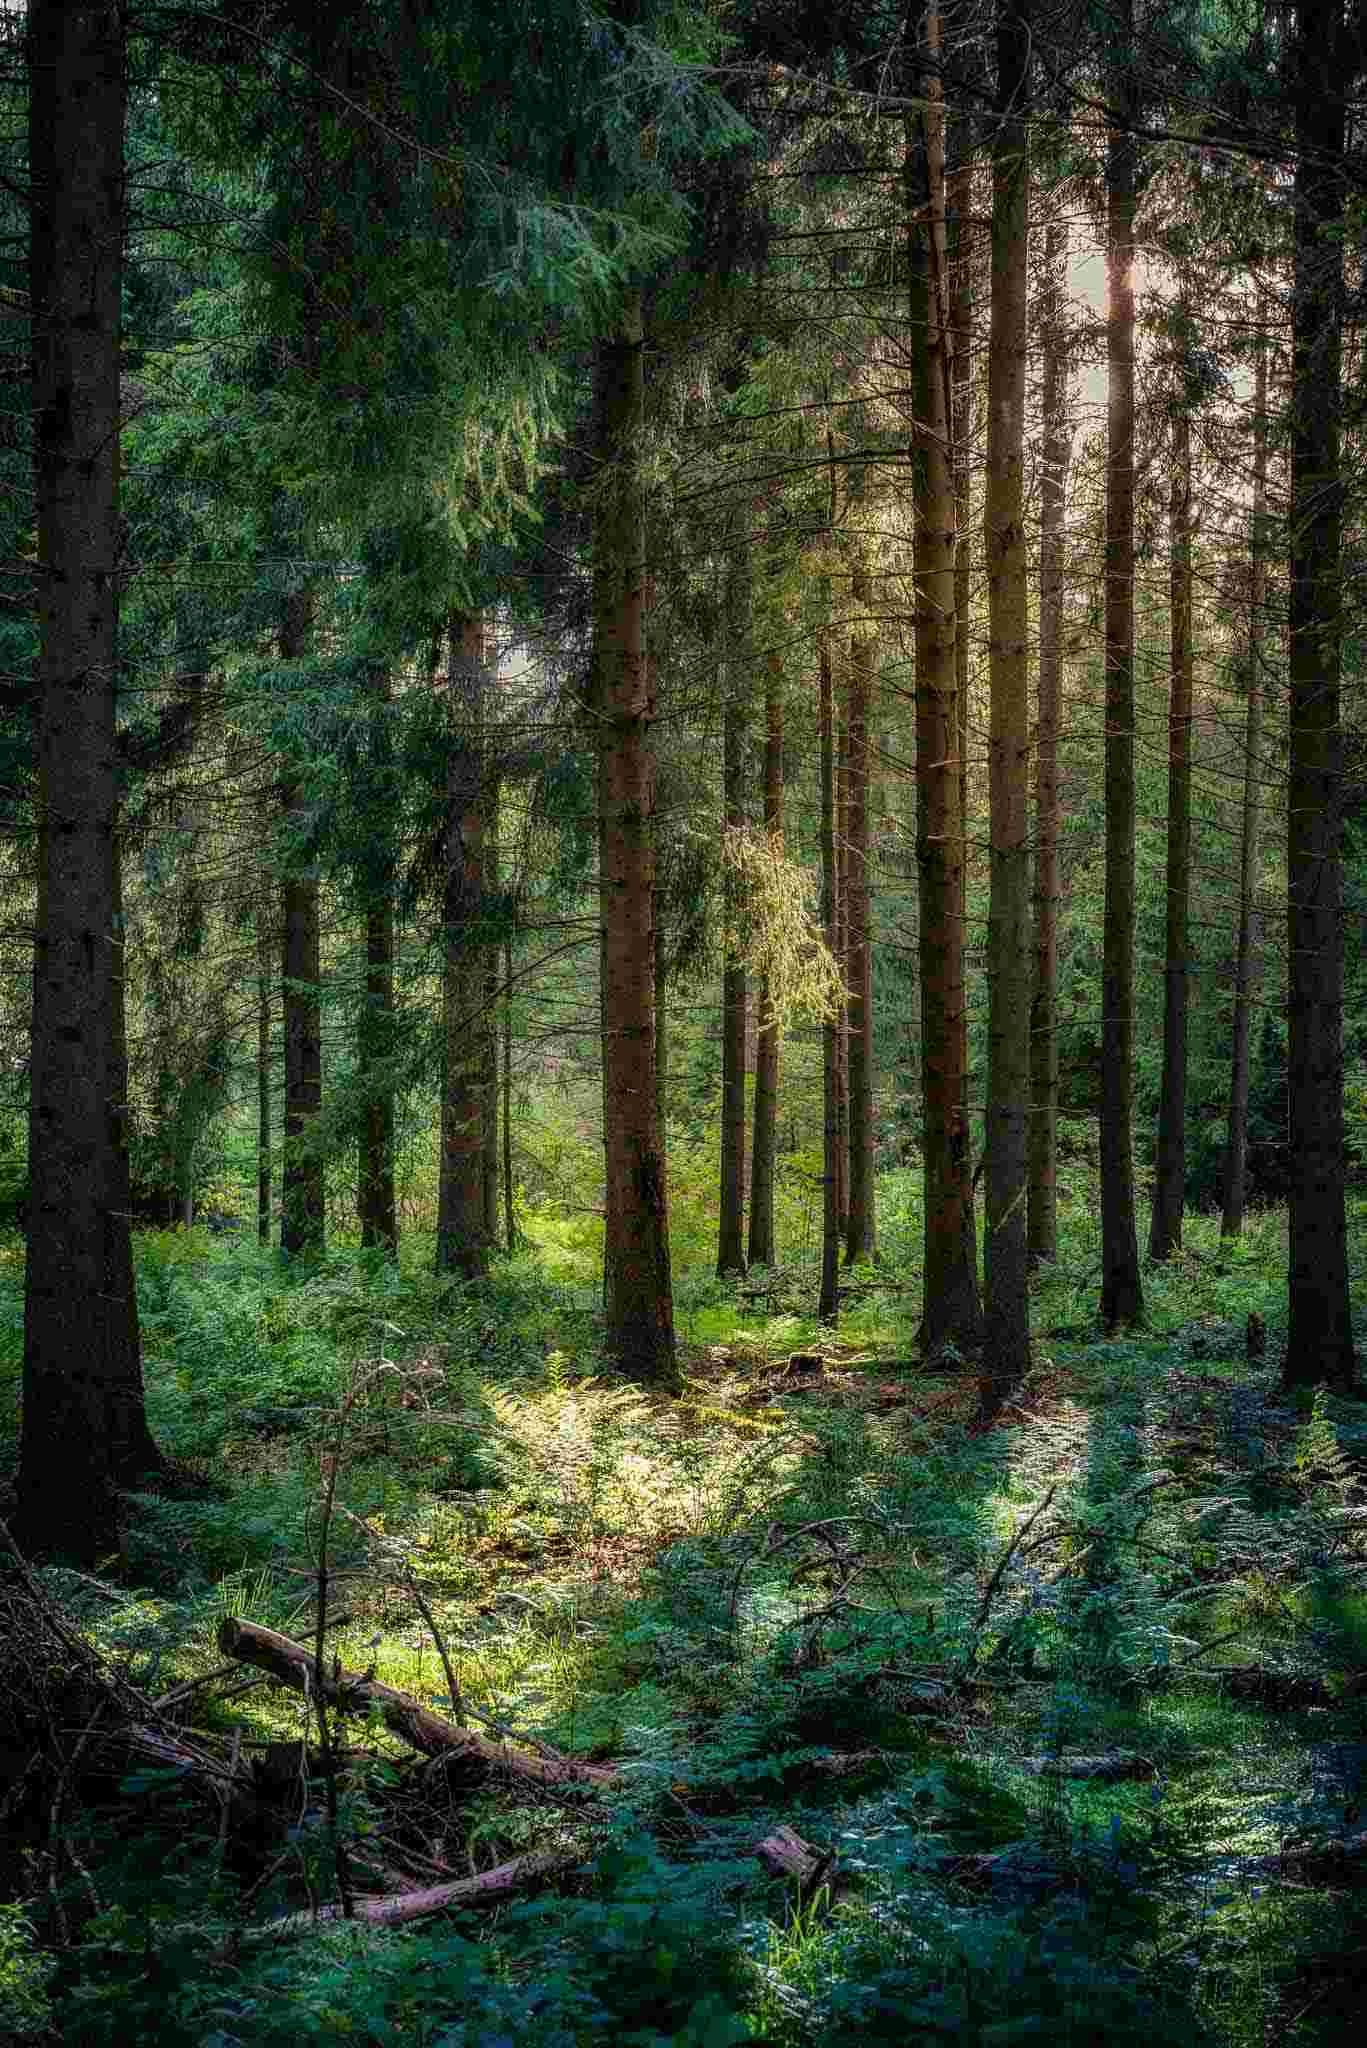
xmin=2 ymin=0 xmax=1367 ymax=2040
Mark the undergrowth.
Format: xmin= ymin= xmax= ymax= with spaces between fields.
xmin=1 ymin=1189 xmax=1366 ymax=2046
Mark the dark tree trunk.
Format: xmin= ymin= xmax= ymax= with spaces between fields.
xmin=436 ymin=615 xmax=490 ymax=1282
xmin=358 ymin=670 xmax=396 ymax=1253
xmin=1029 ymin=217 xmax=1069 ymax=1267
xmin=748 ymin=652 xmax=784 ymax=1269
xmin=717 ymin=533 xmax=749 ymax=1277
xmin=280 ymin=591 xmax=324 ymax=1260
xmin=257 ymin=879 xmax=273 ymax=1247
xmin=1149 ymin=401 xmax=1194 ymax=1262
xmin=845 ymin=514 xmax=876 ymax=1265
xmin=907 ymin=5 xmax=979 ymax=1357
xmin=594 ymin=295 xmax=675 ymax=1382
xmin=1099 ymin=18 xmax=1144 ymax=1330
xmin=1221 ymin=318 xmax=1268 ymax=1241
xmin=948 ymin=112 xmax=979 ymax=1302
xmin=503 ymin=934 xmax=516 ymax=1252
xmin=980 ymin=0 xmax=1032 ymax=1424
xmin=482 ymin=777 xmax=501 ymax=1251
xmin=834 ymin=737 xmax=850 ymax=1241
xmin=819 ymin=626 xmax=841 ymax=1323
xmin=1284 ymin=1 xmax=1355 ymax=1390
xmin=19 ymin=0 xmax=163 ymax=1561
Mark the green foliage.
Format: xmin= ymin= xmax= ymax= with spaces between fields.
xmin=0 ymin=1903 xmax=53 ymax=2039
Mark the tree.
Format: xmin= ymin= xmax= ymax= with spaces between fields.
xmin=980 ymin=0 xmax=1032 ymax=1420
xmin=437 ymin=614 xmax=492 ymax=1283
xmin=1283 ymin=0 xmax=1355 ymax=1390
xmin=1148 ymin=389 xmax=1194 ymax=1261
xmin=845 ymin=473 xmax=876 ymax=1266
xmin=908 ymin=2 xmax=979 ymax=1357
xmin=595 ymin=296 xmax=676 ymax=1383
xmin=1099 ymin=3 xmax=1144 ymax=1330
xmin=278 ymin=592 xmax=325 ymax=1259
xmin=18 ymin=0 xmax=164 ymax=1560
xmin=748 ymin=650 xmax=785 ymax=1268
xmin=717 ymin=515 xmax=750 ymax=1278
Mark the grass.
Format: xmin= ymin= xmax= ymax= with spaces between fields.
xmin=2 ymin=1170 xmax=1366 ymax=2045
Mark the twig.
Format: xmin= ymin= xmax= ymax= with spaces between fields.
xmin=406 ymin=1570 xmax=466 ymax=1729
xmin=973 ymin=1487 xmax=1058 ymax=1638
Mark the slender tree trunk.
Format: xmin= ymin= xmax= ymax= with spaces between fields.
xmin=1284 ymin=1 xmax=1354 ymax=1390
xmin=19 ymin=1 xmax=163 ymax=1560
xmin=280 ymin=591 xmax=324 ymax=1260
xmin=845 ymin=507 xmax=876 ymax=1264
xmin=749 ymin=651 xmax=784 ymax=1268
xmin=358 ymin=669 xmax=396 ymax=1253
xmin=908 ymin=3 xmax=979 ymax=1357
xmin=1149 ymin=400 xmax=1194 ymax=1261
xmin=436 ymin=614 xmax=490 ymax=1282
xmin=819 ymin=625 xmax=841 ymax=1323
xmin=482 ymin=776 xmax=501 ymax=1251
xmin=502 ymin=934 xmax=516 ymax=1252
xmin=948 ymin=113 xmax=979 ymax=1300
xmin=717 ymin=534 xmax=749 ymax=1277
xmin=594 ymin=295 xmax=675 ymax=1382
xmin=1221 ymin=324 xmax=1268 ymax=1240
xmin=1029 ymin=216 xmax=1069 ymax=1266
xmin=980 ymin=0 xmax=1032 ymax=1423
xmin=258 ymin=881 xmax=273 ymax=1247
xmin=834 ymin=732 xmax=850 ymax=1240
xmin=1099 ymin=16 xmax=1144 ymax=1330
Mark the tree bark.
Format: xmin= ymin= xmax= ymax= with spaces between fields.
xmin=845 ymin=499 xmax=876 ymax=1265
xmin=257 ymin=877 xmax=273 ymax=1247
xmin=1284 ymin=0 xmax=1354 ymax=1390
xmin=980 ymin=0 xmax=1032 ymax=1423
xmin=717 ymin=527 xmax=749 ymax=1278
xmin=1148 ymin=398 xmax=1194 ymax=1261
xmin=436 ymin=614 xmax=490 ymax=1282
xmin=749 ymin=652 xmax=784 ymax=1268
xmin=594 ymin=295 xmax=675 ymax=1382
xmin=19 ymin=2 xmax=163 ymax=1560
xmin=819 ymin=623 xmax=842 ymax=1323
xmin=503 ymin=934 xmax=517 ymax=1252
xmin=358 ymin=670 xmax=396 ymax=1253
xmin=1099 ymin=14 xmax=1144 ymax=1330
xmin=280 ymin=591 xmax=324 ymax=1260
xmin=907 ymin=4 xmax=979 ymax=1357
xmin=1221 ymin=315 xmax=1268 ymax=1240
xmin=482 ymin=776 xmax=501 ymax=1251
xmin=1029 ymin=216 xmax=1069 ymax=1267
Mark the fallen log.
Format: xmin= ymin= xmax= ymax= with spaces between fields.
xmin=1017 ymin=1751 xmax=1157 ymax=1783
xmin=754 ymin=1826 xmax=835 ymax=1888
xmin=255 ymin=1846 xmax=582 ymax=1938
xmin=217 ymin=1618 xmax=616 ymax=1793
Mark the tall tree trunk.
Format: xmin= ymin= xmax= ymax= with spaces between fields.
xmin=1149 ymin=399 xmax=1194 ymax=1261
xmin=980 ymin=0 xmax=1032 ymax=1422
xmin=503 ymin=934 xmax=517 ymax=1252
xmin=845 ymin=502 xmax=876 ymax=1265
xmin=280 ymin=590 xmax=324 ymax=1260
xmin=594 ymin=295 xmax=675 ymax=1382
xmin=436 ymin=614 xmax=490 ymax=1282
xmin=1029 ymin=216 xmax=1069 ymax=1266
xmin=948 ymin=113 xmax=979 ymax=1300
xmin=818 ymin=623 xmax=842 ymax=1323
xmin=19 ymin=0 xmax=163 ymax=1560
xmin=1221 ymin=317 xmax=1268 ymax=1240
xmin=1284 ymin=0 xmax=1354 ymax=1390
xmin=834 ymin=732 xmax=850 ymax=1240
xmin=258 ymin=878 xmax=273 ymax=1247
xmin=1099 ymin=14 xmax=1144 ymax=1330
xmin=717 ymin=530 xmax=749 ymax=1277
xmin=907 ymin=2 xmax=979 ymax=1357
xmin=358 ymin=668 xmax=396 ymax=1253
xmin=748 ymin=651 xmax=784 ymax=1268
xmin=482 ymin=776 xmax=501 ymax=1251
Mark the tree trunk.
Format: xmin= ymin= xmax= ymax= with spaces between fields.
xmin=834 ymin=736 xmax=850 ymax=1241
xmin=1284 ymin=0 xmax=1354 ymax=1391
xmin=907 ymin=3 xmax=979 ymax=1357
xmin=594 ymin=295 xmax=675 ymax=1383
xmin=845 ymin=504 xmax=876 ymax=1265
xmin=1148 ymin=399 xmax=1194 ymax=1261
xmin=436 ymin=614 xmax=490 ymax=1282
xmin=257 ymin=878 xmax=273 ymax=1247
xmin=1029 ymin=216 xmax=1069 ymax=1267
xmin=358 ymin=670 xmax=396 ymax=1253
xmin=819 ymin=625 xmax=842 ymax=1324
xmin=18 ymin=0 xmax=163 ymax=1561
xmin=280 ymin=591 xmax=324 ymax=1260
xmin=1221 ymin=316 xmax=1268 ymax=1240
xmin=948 ymin=112 xmax=980 ymax=1302
xmin=1099 ymin=17 xmax=1144 ymax=1330
xmin=481 ymin=778 xmax=502 ymax=1251
xmin=749 ymin=652 xmax=784 ymax=1268
xmin=717 ymin=532 xmax=749 ymax=1278
xmin=503 ymin=934 xmax=517 ymax=1252
xmin=980 ymin=0 xmax=1032 ymax=1423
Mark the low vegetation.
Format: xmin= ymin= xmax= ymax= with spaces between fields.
xmin=2 ymin=1174 xmax=1366 ymax=2047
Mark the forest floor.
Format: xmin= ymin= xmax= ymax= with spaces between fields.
xmin=3 ymin=1191 xmax=1367 ymax=2045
